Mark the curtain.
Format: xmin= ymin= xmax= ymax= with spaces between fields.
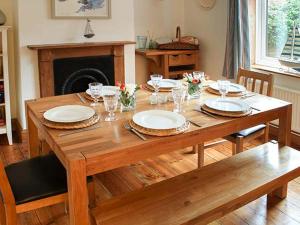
xmin=223 ymin=0 xmax=250 ymax=79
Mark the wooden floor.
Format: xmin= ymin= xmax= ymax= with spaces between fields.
xmin=1 ymin=135 xmax=300 ymax=225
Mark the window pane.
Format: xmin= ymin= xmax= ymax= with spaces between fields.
xmin=267 ymin=0 xmax=300 ymax=58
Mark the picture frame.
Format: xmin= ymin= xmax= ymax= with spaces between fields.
xmin=52 ymin=0 xmax=111 ymax=19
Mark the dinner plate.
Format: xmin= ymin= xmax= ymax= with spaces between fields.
xmin=204 ymin=98 xmax=250 ymax=113
xmin=44 ymin=105 xmax=95 ymax=123
xmin=209 ymin=82 xmax=246 ymax=93
xmin=147 ymin=79 xmax=178 ymax=89
xmin=86 ymin=86 xmax=119 ymax=97
xmin=133 ymin=110 xmax=186 ymax=130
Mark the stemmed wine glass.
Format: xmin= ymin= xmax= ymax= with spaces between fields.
xmin=172 ymin=86 xmax=187 ymax=113
xmin=103 ymin=92 xmax=119 ymax=122
xmin=150 ymin=74 xmax=163 ymax=104
xmin=89 ymin=82 xmax=103 ymax=107
xmin=217 ymin=80 xmax=230 ymax=99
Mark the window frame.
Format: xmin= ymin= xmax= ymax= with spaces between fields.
xmin=255 ymin=0 xmax=282 ymax=68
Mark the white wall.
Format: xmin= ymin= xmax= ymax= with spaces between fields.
xmin=15 ymin=0 xmax=135 ymax=128
xmin=184 ymin=0 xmax=228 ymax=80
xmin=0 ymin=1 xmax=17 ymax=118
xmin=134 ymin=0 xmax=185 ymax=84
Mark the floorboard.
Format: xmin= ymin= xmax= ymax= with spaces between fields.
xmin=1 ymin=135 xmax=300 ymax=225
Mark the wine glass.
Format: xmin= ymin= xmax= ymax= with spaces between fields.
xmin=172 ymin=87 xmax=186 ymax=113
xmin=150 ymin=74 xmax=163 ymax=104
xmin=217 ymin=80 xmax=230 ymax=99
xmin=103 ymin=93 xmax=119 ymax=122
xmin=89 ymin=82 xmax=103 ymax=107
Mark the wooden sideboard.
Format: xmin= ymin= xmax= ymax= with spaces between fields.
xmin=136 ymin=49 xmax=200 ymax=79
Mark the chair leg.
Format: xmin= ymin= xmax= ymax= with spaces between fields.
xmin=192 ymin=145 xmax=197 ymax=154
xmin=197 ymin=143 xmax=204 ymax=168
xmin=232 ymin=143 xmax=236 ymax=155
xmin=235 ymin=136 xmax=244 ymax=154
xmin=88 ymin=178 xmax=96 ymax=208
xmin=264 ymin=125 xmax=270 ymax=143
xmin=4 ymin=204 xmax=17 ymax=225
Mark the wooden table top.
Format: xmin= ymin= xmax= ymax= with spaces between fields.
xmin=27 ymin=88 xmax=291 ymax=175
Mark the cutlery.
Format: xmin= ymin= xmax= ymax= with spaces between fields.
xmin=187 ymin=119 xmax=203 ymax=127
xmin=124 ymin=123 xmax=147 ymax=141
xmin=77 ymin=93 xmax=87 ymax=104
xmin=241 ymin=93 xmax=256 ymax=99
xmin=58 ymin=124 xmax=101 ymax=137
xmin=193 ymin=108 xmax=218 ymax=119
xmin=250 ymin=106 xmax=261 ymax=111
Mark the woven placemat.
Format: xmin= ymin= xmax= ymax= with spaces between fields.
xmin=144 ymin=84 xmax=172 ymax=92
xmin=201 ymin=104 xmax=251 ymax=118
xmin=43 ymin=114 xmax=100 ymax=130
xmin=206 ymin=87 xmax=243 ymax=97
xmin=83 ymin=92 xmax=103 ymax=102
xmin=129 ymin=120 xmax=190 ymax=137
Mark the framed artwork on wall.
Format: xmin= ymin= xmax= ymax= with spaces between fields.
xmin=52 ymin=0 xmax=111 ymax=19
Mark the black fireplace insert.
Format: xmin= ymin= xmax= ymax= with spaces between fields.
xmin=53 ymin=55 xmax=114 ymax=95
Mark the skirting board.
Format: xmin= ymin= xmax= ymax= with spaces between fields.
xmin=11 ymin=119 xmax=300 ymax=150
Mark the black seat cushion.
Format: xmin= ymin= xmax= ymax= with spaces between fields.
xmin=230 ymin=124 xmax=266 ymax=138
xmin=5 ymin=154 xmax=92 ymax=205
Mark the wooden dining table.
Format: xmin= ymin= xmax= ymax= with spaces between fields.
xmin=26 ymin=88 xmax=292 ymax=225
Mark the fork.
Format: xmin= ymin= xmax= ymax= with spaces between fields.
xmin=124 ymin=123 xmax=147 ymax=141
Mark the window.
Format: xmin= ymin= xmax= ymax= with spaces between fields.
xmin=256 ymin=0 xmax=300 ymax=69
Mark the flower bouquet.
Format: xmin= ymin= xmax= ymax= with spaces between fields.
xmin=183 ymin=73 xmax=202 ymax=99
xmin=116 ymin=82 xmax=139 ymax=112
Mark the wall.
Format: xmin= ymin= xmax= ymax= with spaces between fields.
xmin=134 ymin=0 xmax=185 ymax=84
xmin=14 ymin=0 xmax=135 ymax=128
xmin=0 ymin=1 xmax=17 ymax=118
xmin=184 ymin=0 xmax=228 ymax=80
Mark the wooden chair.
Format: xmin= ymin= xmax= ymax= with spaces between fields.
xmin=0 ymin=154 xmax=95 ymax=225
xmin=195 ymin=68 xmax=274 ymax=167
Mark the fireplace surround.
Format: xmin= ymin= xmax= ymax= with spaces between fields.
xmin=28 ymin=41 xmax=135 ymax=97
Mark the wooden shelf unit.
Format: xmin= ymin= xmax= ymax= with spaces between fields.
xmin=136 ymin=49 xmax=200 ymax=79
xmin=0 ymin=26 xmax=12 ymax=145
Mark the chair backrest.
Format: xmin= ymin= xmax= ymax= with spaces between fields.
xmin=237 ymin=68 xmax=274 ymax=97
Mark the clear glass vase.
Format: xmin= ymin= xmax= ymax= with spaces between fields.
xmin=187 ymin=83 xmax=201 ymax=99
xmin=120 ymin=94 xmax=136 ymax=112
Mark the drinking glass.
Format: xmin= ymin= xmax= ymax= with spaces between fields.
xmin=89 ymin=82 xmax=103 ymax=107
xmin=217 ymin=80 xmax=230 ymax=99
xmin=172 ymin=87 xmax=186 ymax=113
xmin=103 ymin=93 xmax=119 ymax=122
xmin=150 ymin=74 xmax=163 ymax=104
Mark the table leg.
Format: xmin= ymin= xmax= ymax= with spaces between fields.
xmin=67 ymin=154 xmax=90 ymax=225
xmin=27 ymin=112 xmax=40 ymax=158
xmin=269 ymin=104 xmax=292 ymax=199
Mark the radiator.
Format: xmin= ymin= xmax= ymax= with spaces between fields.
xmin=272 ymin=86 xmax=300 ymax=133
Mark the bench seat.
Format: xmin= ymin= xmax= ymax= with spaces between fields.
xmin=91 ymin=143 xmax=300 ymax=225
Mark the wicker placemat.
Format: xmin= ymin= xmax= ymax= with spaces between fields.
xmin=206 ymin=87 xmax=243 ymax=97
xmin=144 ymin=84 xmax=172 ymax=93
xmin=129 ymin=120 xmax=190 ymax=137
xmin=201 ymin=104 xmax=252 ymax=118
xmin=43 ymin=114 xmax=100 ymax=130
xmin=83 ymin=92 xmax=103 ymax=102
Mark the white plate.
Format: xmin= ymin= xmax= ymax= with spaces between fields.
xmin=209 ymin=82 xmax=246 ymax=93
xmin=86 ymin=86 xmax=119 ymax=97
xmin=44 ymin=105 xmax=95 ymax=123
xmin=205 ymin=98 xmax=250 ymax=113
xmin=147 ymin=79 xmax=178 ymax=88
xmin=133 ymin=110 xmax=186 ymax=130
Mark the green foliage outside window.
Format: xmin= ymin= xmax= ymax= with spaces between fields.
xmin=267 ymin=0 xmax=300 ymax=57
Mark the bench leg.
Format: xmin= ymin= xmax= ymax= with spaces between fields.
xmin=268 ymin=184 xmax=288 ymax=200
xmin=197 ymin=143 xmax=204 ymax=168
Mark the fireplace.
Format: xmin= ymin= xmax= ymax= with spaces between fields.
xmin=28 ymin=41 xmax=135 ymax=97
xmin=53 ymin=56 xmax=114 ymax=95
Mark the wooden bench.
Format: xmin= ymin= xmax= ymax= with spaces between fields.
xmin=91 ymin=143 xmax=300 ymax=225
